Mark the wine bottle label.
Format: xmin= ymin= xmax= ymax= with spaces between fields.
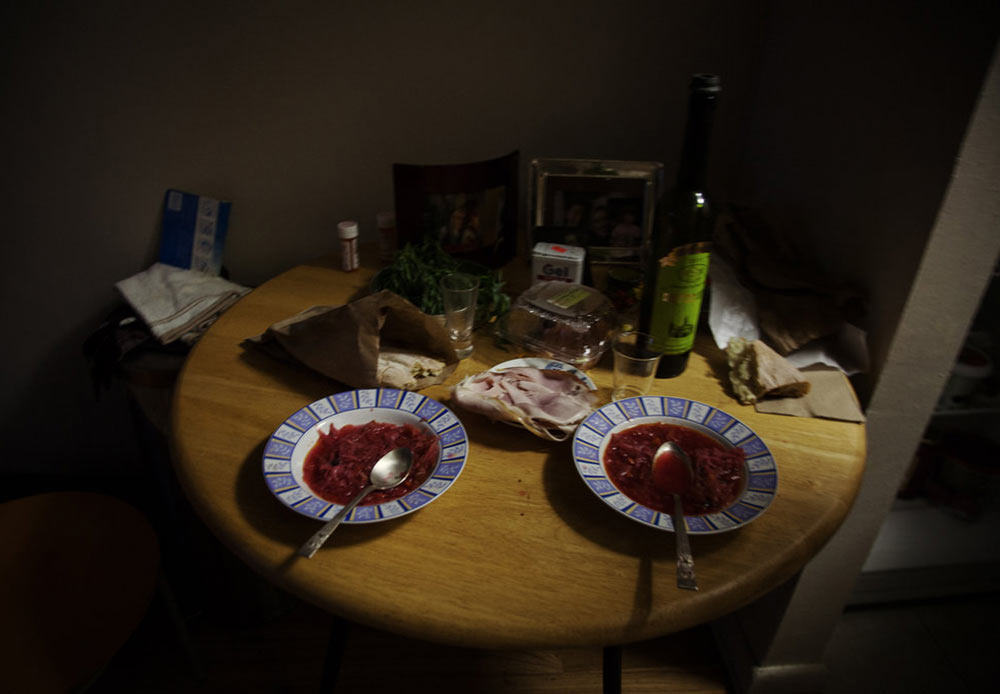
xmin=648 ymin=244 xmax=711 ymax=355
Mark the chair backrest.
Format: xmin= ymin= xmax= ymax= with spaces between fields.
xmin=0 ymin=491 xmax=160 ymax=693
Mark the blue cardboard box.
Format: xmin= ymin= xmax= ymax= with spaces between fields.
xmin=159 ymin=189 xmax=232 ymax=275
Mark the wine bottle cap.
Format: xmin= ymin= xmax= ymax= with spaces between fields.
xmin=690 ymin=74 xmax=721 ymax=93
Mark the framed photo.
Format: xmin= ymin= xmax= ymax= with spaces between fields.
xmin=393 ymin=151 xmax=519 ymax=268
xmin=530 ymin=159 xmax=662 ymax=315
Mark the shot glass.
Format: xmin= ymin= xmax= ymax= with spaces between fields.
xmin=440 ymin=272 xmax=480 ymax=359
xmin=612 ymin=331 xmax=664 ymax=400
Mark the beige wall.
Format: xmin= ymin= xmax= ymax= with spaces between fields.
xmin=733 ymin=1 xmax=999 ymax=401
xmin=4 ymin=2 xmax=999 ymax=690
xmin=1 ymin=0 xmax=760 ymax=472
xmin=714 ymin=3 xmax=999 ymax=690
xmin=736 ymin=48 xmax=999 ymax=692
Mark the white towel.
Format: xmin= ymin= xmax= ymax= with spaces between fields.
xmin=116 ymin=263 xmax=251 ymax=344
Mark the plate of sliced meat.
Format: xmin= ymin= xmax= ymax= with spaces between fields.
xmin=490 ymin=358 xmax=597 ymax=389
xmin=451 ymin=359 xmax=597 ymax=441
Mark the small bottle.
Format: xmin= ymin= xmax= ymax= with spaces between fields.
xmin=376 ymin=211 xmax=397 ymax=264
xmin=640 ymin=74 xmax=720 ymax=378
xmin=337 ymin=220 xmax=360 ymax=272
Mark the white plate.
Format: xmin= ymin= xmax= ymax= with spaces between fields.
xmin=489 ymin=358 xmax=597 ymax=390
xmin=262 ymin=388 xmax=468 ymax=523
xmin=571 ymin=396 xmax=777 ymax=534
xmin=486 ymin=358 xmax=597 ymax=437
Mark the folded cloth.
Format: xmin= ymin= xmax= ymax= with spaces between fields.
xmin=116 ymin=263 xmax=251 ymax=345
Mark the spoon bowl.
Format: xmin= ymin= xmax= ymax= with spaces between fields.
xmin=368 ymin=447 xmax=414 ymax=489
xmin=652 ymin=441 xmax=693 ymax=496
xmin=653 ymin=441 xmax=698 ymax=591
xmin=297 ymin=447 xmax=413 ymax=558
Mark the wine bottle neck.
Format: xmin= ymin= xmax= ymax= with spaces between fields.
xmin=676 ymin=93 xmax=716 ymax=191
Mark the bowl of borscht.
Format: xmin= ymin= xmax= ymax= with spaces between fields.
xmin=571 ymin=396 xmax=777 ymax=534
xmin=262 ymin=388 xmax=469 ymax=524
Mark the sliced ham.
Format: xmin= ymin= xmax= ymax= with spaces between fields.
xmin=451 ymin=367 xmax=596 ymax=441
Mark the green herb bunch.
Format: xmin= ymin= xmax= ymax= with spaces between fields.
xmin=375 ymin=238 xmax=510 ymax=323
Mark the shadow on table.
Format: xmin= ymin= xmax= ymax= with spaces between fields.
xmin=232 ymin=439 xmax=418 ymax=557
xmin=228 ymin=381 xmax=547 ymax=561
xmin=237 ymin=346 xmax=344 ymax=402
xmin=539 ymin=448 xmax=741 ymax=560
xmin=699 ymin=343 xmax=735 ymax=400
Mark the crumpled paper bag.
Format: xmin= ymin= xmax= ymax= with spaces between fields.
xmin=709 ymin=206 xmax=870 ymax=376
xmin=753 ymin=366 xmax=866 ymax=422
xmin=243 ymin=290 xmax=457 ymax=390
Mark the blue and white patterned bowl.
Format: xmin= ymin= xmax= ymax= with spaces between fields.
xmin=263 ymin=388 xmax=468 ymax=523
xmin=571 ymin=396 xmax=777 ymax=534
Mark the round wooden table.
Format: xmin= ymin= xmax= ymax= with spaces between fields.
xmin=169 ymin=254 xmax=866 ymax=650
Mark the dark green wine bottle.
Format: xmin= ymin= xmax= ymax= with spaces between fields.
xmin=640 ymin=73 xmax=720 ymax=378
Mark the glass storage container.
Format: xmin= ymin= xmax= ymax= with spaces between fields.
xmin=497 ymin=281 xmax=616 ymax=370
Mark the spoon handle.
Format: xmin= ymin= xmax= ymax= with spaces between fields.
xmin=298 ymin=484 xmax=375 ymax=558
xmin=671 ymin=495 xmax=698 ymax=591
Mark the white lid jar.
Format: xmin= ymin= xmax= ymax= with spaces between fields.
xmin=337 ymin=220 xmax=359 ymax=271
xmin=337 ymin=220 xmax=359 ymax=240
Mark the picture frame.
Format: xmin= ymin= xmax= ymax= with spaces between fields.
xmin=530 ymin=158 xmax=663 ymax=315
xmin=393 ymin=150 xmax=519 ymax=269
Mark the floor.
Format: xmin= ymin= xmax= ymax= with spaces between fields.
xmin=90 ymin=597 xmax=732 ymax=693
xmin=10 ymin=406 xmax=998 ymax=694
xmin=824 ymin=593 xmax=998 ymax=694
xmin=83 ymin=538 xmax=998 ymax=694
xmin=78 ymin=472 xmax=733 ymax=694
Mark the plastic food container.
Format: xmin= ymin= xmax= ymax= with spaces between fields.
xmin=497 ymin=281 xmax=616 ymax=370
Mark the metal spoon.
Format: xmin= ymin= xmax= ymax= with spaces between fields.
xmin=297 ymin=447 xmax=413 ymax=559
xmin=652 ymin=441 xmax=698 ymax=591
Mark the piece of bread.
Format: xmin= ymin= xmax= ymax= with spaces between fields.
xmin=376 ymin=348 xmax=453 ymax=391
xmin=726 ymin=337 xmax=811 ymax=404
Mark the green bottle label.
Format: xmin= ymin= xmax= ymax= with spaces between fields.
xmin=649 ymin=247 xmax=710 ymax=355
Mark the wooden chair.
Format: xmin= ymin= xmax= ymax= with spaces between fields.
xmin=0 ymin=491 xmax=161 ymax=692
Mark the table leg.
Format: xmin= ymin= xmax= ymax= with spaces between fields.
xmin=602 ymin=644 xmax=622 ymax=694
xmin=321 ymin=616 xmax=352 ymax=692
xmin=156 ymin=572 xmax=204 ymax=681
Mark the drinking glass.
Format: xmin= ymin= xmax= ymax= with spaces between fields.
xmin=612 ymin=331 xmax=663 ymax=400
xmin=440 ymin=272 xmax=479 ymax=359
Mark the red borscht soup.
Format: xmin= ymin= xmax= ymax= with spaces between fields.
xmin=303 ymin=420 xmax=439 ymax=505
xmin=603 ymin=422 xmax=746 ymax=516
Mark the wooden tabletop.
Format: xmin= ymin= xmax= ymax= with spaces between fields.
xmin=169 ymin=252 xmax=866 ymax=650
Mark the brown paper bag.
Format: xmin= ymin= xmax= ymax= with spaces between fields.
xmin=754 ymin=366 xmax=866 ymax=422
xmin=243 ymin=290 xmax=458 ymax=390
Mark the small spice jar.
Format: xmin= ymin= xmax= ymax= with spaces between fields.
xmin=337 ymin=220 xmax=359 ymax=272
